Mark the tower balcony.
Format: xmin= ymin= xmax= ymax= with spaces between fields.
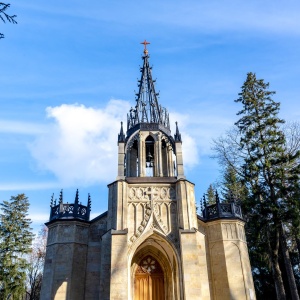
xmin=49 ymin=190 xmax=91 ymax=222
xmin=202 ymin=201 xmax=243 ymax=221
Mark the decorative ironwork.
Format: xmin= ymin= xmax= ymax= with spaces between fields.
xmin=200 ymin=189 xmax=243 ymax=221
xmin=202 ymin=201 xmax=243 ymax=221
xmin=127 ymin=43 xmax=170 ymax=135
xmin=126 ymin=123 xmax=172 ymax=140
xmin=49 ymin=189 xmax=91 ymax=222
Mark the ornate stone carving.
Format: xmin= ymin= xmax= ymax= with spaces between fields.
xmin=222 ymin=223 xmax=238 ymax=240
xmin=153 ymin=203 xmax=168 ymax=233
xmin=128 ymin=186 xmax=176 ymax=202
xmin=126 ymin=132 xmax=139 ymax=151
xmin=130 ymin=202 xmax=152 ymax=243
xmin=128 ymin=185 xmax=176 ymax=244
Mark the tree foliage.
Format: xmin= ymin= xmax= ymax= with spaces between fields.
xmin=221 ymin=164 xmax=247 ymax=202
xmin=0 ymin=2 xmax=17 ymax=39
xmin=25 ymin=226 xmax=47 ymax=300
xmin=213 ymin=72 xmax=300 ymax=299
xmin=0 ymin=194 xmax=34 ymax=299
xmin=206 ymin=183 xmax=216 ymax=205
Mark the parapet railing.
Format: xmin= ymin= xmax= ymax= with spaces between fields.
xmin=49 ymin=189 xmax=91 ymax=222
xmin=202 ymin=202 xmax=243 ymax=221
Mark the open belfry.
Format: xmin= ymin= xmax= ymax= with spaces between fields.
xmin=40 ymin=42 xmax=256 ymax=300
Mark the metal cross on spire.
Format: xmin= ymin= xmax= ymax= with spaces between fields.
xmin=140 ymin=40 xmax=150 ymax=55
xmin=126 ymin=41 xmax=170 ymax=134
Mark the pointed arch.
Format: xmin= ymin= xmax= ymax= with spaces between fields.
xmin=160 ymin=134 xmax=175 ymax=177
xmin=128 ymin=231 xmax=183 ymax=300
xmin=126 ymin=132 xmax=139 ymax=177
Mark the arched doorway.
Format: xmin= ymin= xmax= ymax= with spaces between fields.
xmin=134 ymin=255 xmax=165 ymax=300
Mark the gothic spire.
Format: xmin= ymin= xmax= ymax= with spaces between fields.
xmin=118 ymin=121 xmax=125 ymax=143
xmin=75 ymin=189 xmax=79 ymax=205
xmin=127 ymin=41 xmax=170 ymax=131
xmin=174 ymin=121 xmax=182 ymax=142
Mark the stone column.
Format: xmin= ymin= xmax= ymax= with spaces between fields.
xmin=176 ymin=180 xmax=197 ymax=230
xmin=126 ymin=150 xmax=131 ymax=177
xmin=179 ymin=229 xmax=211 ymax=300
xmin=109 ymin=231 xmax=128 ymax=299
xmin=167 ymin=145 xmax=174 ymax=176
xmin=157 ymin=133 xmax=163 ymax=177
xmin=107 ymin=181 xmax=127 ymax=231
xmin=117 ymin=141 xmax=125 ymax=179
xmin=175 ymin=141 xmax=185 ymax=179
xmin=138 ymin=133 xmax=145 ymax=177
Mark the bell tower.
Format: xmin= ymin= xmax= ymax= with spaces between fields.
xmin=105 ymin=41 xmax=212 ymax=300
xmin=40 ymin=42 xmax=256 ymax=300
xmin=117 ymin=40 xmax=183 ymax=181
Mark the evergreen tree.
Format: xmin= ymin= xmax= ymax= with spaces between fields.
xmin=206 ymin=184 xmax=216 ymax=205
xmin=221 ymin=164 xmax=247 ymax=202
xmin=234 ymin=72 xmax=300 ymax=299
xmin=212 ymin=73 xmax=300 ymax=299
xmin=0 ymin=194 xmax=34 ymax=299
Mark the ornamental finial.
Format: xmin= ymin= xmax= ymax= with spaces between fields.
xmin=140 ymin=40 xmax=150 ymax=55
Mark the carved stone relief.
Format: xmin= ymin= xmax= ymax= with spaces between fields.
xmin=128 ymin=186 xmax=176 ymax=202
xmin=126 ymin=132 xmax=139 ymax=151
xmin=128 ymin=185 xmax=176 ymax=244
xmin=237 ymin=223 xmax=246 ymax=241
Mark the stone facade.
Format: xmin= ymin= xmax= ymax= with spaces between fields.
xmin=40 ymin=48 xmax=256 ymax=300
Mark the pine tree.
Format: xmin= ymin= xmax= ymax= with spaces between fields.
xmin=221 ymin=164 xmax=247 ymax=202
xmin=206 ymin=184 xmax=216 ymax=205
xmin=235 ymin=72 xmax=300 ymax=299
xmin=0 ymin=194 xmax=34 ymax=299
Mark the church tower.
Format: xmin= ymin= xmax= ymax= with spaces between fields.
xmin=40 ymin=42 xmax=256 ymax=300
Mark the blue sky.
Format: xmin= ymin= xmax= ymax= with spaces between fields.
xmin=1 ymin=1 xmax=300 ymax=232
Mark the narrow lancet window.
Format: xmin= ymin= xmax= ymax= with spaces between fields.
xmin=145 ymin=136 xmax=155 ymax=177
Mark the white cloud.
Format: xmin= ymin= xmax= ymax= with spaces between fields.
xmin=29 ymin=100 xmax=130 ymax=186
xmin=170 ymin=113 xmax=199 ymax=169
xmin=27 ymin=99 xmax=228 ymax=184
xmin=29 ymin=213 xmax=49 ymax=223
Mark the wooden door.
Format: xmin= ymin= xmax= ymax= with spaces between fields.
xmin=134 ymin=255 xmax=165 ymax=300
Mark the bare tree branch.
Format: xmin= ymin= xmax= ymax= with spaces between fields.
xmin=0 ymin=3 xmax=17 ymax=39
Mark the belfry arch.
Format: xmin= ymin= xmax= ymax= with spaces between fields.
xmin=125 ymin=131 xmax=176 ymax=178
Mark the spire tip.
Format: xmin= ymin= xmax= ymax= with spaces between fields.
xmin=140 ymin=40 xmax=150 ymax=55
